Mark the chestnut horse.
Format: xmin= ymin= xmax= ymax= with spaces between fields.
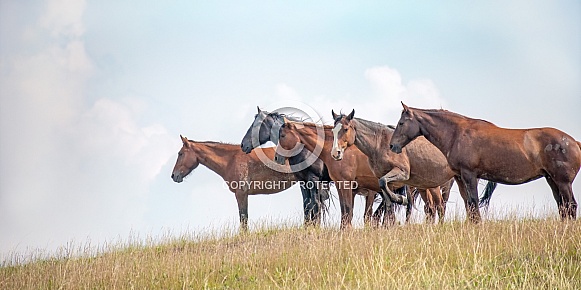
xmin=171 ymin=135 xmax=297 ymax=231
xmin=390 ymin=103 xmax=581 ymax=222
xmin=241 ymin=108 xmax=384 ymax=226
xmin=274 ymin=119 xmax=409 ymax=228
xmin=331 ymin=110 xmax=469 ymax=224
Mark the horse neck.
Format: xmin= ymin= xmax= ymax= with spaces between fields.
xmin=416 ymin=110 xmax=460 ymax=156
xmin=352 ymin=118 xmax=391 ymax=160
xmin=191 ymin=142 xmax=238 ymax=177
xmin=294 ymin=124 xmax=335 ymax=164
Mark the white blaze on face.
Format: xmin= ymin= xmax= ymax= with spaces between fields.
xmin=332 ymin=123 xmax=343 ymax=157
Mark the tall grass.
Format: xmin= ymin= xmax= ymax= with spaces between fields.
xmin=1 ymin=214 xmax=580 ymax=289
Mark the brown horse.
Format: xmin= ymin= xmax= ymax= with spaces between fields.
xmin=390 ymin=103 xmax=581 ymax=222
xmin=274 ymin=119 xmax=408 ymax=228
xmin=171 ymin=135 xmax=297 ymax=231
xmin=331 ymin=110 xmax=465 ymax=224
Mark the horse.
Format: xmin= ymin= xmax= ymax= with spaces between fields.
xmin=331 ymin=110 xmax=469 ymax=224
xmin=241 ymin=107 xmax=330 ymax=226
xmin=389 ymin=103 xmax=581 ymax=222
xmin=274 ymin=118 xmax=409 ymax=228
xmin=241 ymin=108 xmax=383 ymax=226
xmin=171 ymin=135 xmax=298 ymax=231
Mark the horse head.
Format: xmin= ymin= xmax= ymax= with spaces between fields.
xmin=331 ymin=109 xmax=356 ymax=160
xmin=241 ymin=107 xmax=285 ymax=154
xmin=390 ymin=102 xmax=421 ymax=154
xmin=171 ymin=135 xmax=200 ymax=183
xmin=274 ymin=119 xmax=305 ymax=165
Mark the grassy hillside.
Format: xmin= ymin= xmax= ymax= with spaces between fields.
xmin=1 ymin=218 xmax=580 ymax=289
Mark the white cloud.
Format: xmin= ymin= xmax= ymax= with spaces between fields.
xmin=364 ymin=66 xmax=446 ymax=112
xmin=0 ymin=0 xmax=175 ymax=257
xmin=275 ymin=83 xmax=302 ymax=100
xmin=300 ymin=66 xmax=446 ymax=124
xmin=40 ymin=0 xmax=86 ymax=38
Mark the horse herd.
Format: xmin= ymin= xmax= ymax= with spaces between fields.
xmin=171 ymin=103 xmax=581 ymax=231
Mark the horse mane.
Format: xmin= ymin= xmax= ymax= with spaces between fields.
xmin=187 ymin=139 xmax=241 ymax=146
xmin=286 ymin=119 xmax=334 ymax=129
xmin=266 ymin=111 xmax=303 ymax=123
xmin=417 ymin=108 xmax=496 ymax=126
xmin=353 ymin=117 xmax=395 ymax=131
xmin=333 ymin=112 xmax=396 ymax=131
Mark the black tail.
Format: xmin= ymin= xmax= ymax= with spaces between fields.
xmin=393 ymin=185 xmax=407 ymax=213
xmin=478 ymin=181 xmax=498 ymax=209
xmin=372 ymin=186 xmax=408 ymax=219
xmin=318 ymin=186 xmax=330 ymax=221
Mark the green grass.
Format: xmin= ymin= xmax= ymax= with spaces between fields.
xmin=1 ymin=218 xmax=580 ymax=289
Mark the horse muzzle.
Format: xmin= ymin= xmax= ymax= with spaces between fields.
xmin=331 ymin=149 xmax=343 ymax=161
xmin=241 ymin=144 xmax=252 ymax=154
xmin=274 ymin=154 xmax=286 ymax=165
xmin=390 ymin=144 xmax=402 ymax=154
xmin=171 ymin=172 xmax=184 ymax=183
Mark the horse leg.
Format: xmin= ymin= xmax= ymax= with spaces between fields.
xmin=300 ymin=185 xmax=314 ymax=227
xmin=419 ymin=189 xmax=436 ymax=224
xmin=337 ymin=187 xmax=354 ymax=229
xmin=372 ymin=194 xmax=385 ymax=226
xmin=430 ymin=186 xmax=445 ymax=224
xmin=311 ymin=187 xmax=322 ymax=226
xmin=460 ymin=171 xmax=481 ymax=224
xmin=546 ymin=176 xmax=577 ymax=220
xmin=404 ymin=187 xmax=417 ymax=224
xmin=235 ymin=190 xmax=249 ymax=232
xmin=439 ymin=179 xmax=454 ymax=222
xmin=362 ymin=190 xmax=375 ymax=226
xmin=378 ymin=167 xmax=410 ymax=205
xmin=381 ymin=194 xmax=396 ymax=227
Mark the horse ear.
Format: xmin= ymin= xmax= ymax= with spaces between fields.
xmin=347 ymin=109 xmax=355 ymax=121
xmin=180 ymin=135 xmax=189 ymax=146
xmin=331 ymin=110 xmax=338 ymax=120
xmin=257 ymin=106 xmax=261 ymax=113
xmin=401 ymin=102 xmax=410 ymax=112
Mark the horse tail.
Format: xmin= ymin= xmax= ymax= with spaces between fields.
xmin=318 ymin=186 xmax=331 ymax=221
xmin=478 ymin=181 xmax=498 ymax=209
xmin=393 ymin=185 xmax=408 ymax=213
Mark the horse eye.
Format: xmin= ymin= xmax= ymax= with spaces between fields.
xmin=399 ymin=122 xmax=404 ymax=126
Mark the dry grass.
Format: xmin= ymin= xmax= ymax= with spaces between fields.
xmin=1 ymin=217 xmax=580 ymax=289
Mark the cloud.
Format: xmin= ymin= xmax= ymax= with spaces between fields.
xmin=40 ymin=0 xmax=86 ymax=38
xmin=302 ymin=66 xmax=446 ymax=124
xmin=0 ymin=0 xmax=175 ymax=256
xmin=275 ymin=83 xmax=302 ymax=100
xmin=364 ymin=66 xmax=446 ymax=111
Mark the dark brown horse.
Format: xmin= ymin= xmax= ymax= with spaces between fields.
xmin=241 ymin=107 xmax=330 ymax=226
xmin=241 ymin=108 xmax=386 ymax=226
xmin=331 ymin=110 xmax=464 ymax=223
xmin=390 ymin=103 xmax=581 ymax=222
xmin=171 ymin=135 xmax=297 ymax=231
xmin=274 ymin=119 xmax=409 ymax=228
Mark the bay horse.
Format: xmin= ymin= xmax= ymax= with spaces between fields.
xmin=274 ymin=118 xmax=409 ymax=228
xmin=241 ymin=108 xmax=383 ymax=226
xmin=171 ymin=135 xmax=297 ymax=231
xmin=331 ymin=110 xmax=469 ymax=224
xmin=390 ymin=103 xmax=581 ymax=222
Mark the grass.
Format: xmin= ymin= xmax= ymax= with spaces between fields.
xmin=1 ymin=216 xmax=580 ymax=289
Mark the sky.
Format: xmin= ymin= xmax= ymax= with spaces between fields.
xmin=1 ymin=0 xmax=580 ymax=261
